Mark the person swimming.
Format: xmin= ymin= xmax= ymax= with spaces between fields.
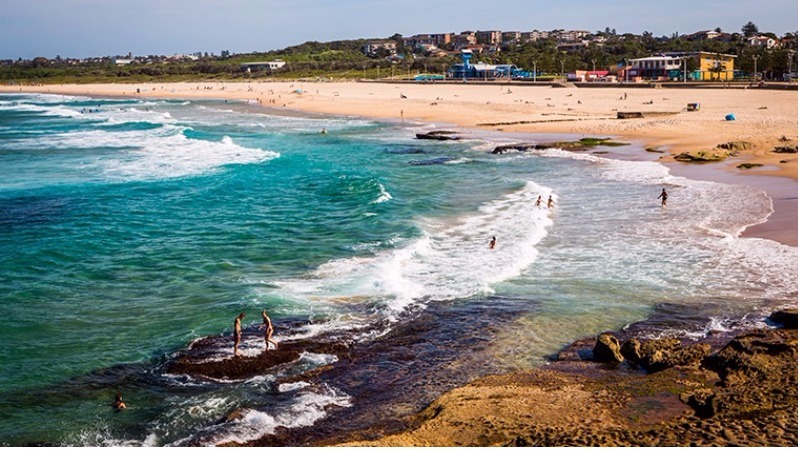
xmin=547 ymin=196 xmax=555 ymax=209
xmin=113 ymin=393 xmax=127 ymax=410
xmin=489 ymin=236 xmax=496 ymax=249
xmin=535 ymin=195 xmax=542 ymax=207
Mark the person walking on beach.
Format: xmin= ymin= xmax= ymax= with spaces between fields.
xmin=233 ymin=312 xmax=246 ymax=357
xmin=547 ymin=195 xmax=555 ymax=209
xmin=261 ymin=309 xmax=278 ymax=351
xmin=489 ymin=236 xmax=497 ymax=249
xmin=658 ymin=188 xmax=668 ymax=207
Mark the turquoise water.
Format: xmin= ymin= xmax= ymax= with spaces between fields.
xmin=0 ymin=93 xmax=796 ymax=445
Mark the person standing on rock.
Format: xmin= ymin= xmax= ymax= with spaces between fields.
xmin=261 ymin=309 xmax=278 ymax=351
xmin=233 ymin=312 xmax=246 ymax=356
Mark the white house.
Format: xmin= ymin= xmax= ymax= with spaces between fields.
xmin=748 ymin=36 xmax=778 ymax=49
xmin=240 ymin=61 xmax=287 ymax=72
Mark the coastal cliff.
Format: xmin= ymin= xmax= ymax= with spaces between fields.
xmin=337 ymin=312 xmax=798 ymax=447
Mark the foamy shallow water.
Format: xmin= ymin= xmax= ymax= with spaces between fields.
xmin=0 ymin=93 xmax=795 ymax=445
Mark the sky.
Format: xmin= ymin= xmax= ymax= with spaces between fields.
xmin=0 ymin=0 xmax=797 ymax=59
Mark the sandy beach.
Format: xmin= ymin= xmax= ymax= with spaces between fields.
xmin=2 ymin=81 xmax=796 ymax=245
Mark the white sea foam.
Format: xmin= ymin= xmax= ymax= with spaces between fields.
xmin=371 ymin=182 xmax=393 ymax=204
xmin=172 ymin=384 xmax=351 ymax=446
xmin=97 ymin=132 xmax=280 ymax=181
xmin=274 ymin=181 xmax=554 ymax=318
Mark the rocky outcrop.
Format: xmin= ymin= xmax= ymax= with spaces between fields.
xmin=495 ymin=137 xmax=628 ymax=154
xmin=593 ymin=333 xmax=624 ymax=363
xmin=341 ymin=327 xmax=797 ymax=447
xmin=769 ymin=309 xmax=798 ymax=328
xmin=621 ymin=337 xmax=711 ymax=373
xmin=491 ymin=143 xmax=538 ymax=154
xmin=716 ymin=141 xmax=752 ymax=154
xmin=415 ymin=131 xmax=461 ymax=141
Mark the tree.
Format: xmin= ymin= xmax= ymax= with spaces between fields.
xmin=742 ymin=21 xmax=759 ymax=37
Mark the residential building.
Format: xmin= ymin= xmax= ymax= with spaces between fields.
xmin=501 ymin=31 xmax=522 ymax=44
xmin=476 ymin=30 xmax=502 ymax=45
xmin=529 ymin=30 xmax=550 ymax=41
xmin=748 ymin=36 xmax=778 ymax=49
xmin=363 ymin=40 xmax=397 ymax=56
xmin=454 ymin=31 xmax=478 ymax=48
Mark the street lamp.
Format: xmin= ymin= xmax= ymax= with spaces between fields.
xmin=560 ymin=59 xmax=565 ymax=81
xmin=591 ymin=59 xmax=596 ymax=73
xmin=681 ymin=56 xmax=687 ymax=83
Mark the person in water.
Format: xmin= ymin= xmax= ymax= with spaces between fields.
xmin=489 ymin=236 xmax=497 ymax=249
xmin=113 ymin=393 xmax=127 ymax=410
xmin=535 ymin=195 xmax=542 ymax=207
xmin=658 ymin=188 xmax=668 ymax=207
xmin=233 ymin=312 xmax=246 ymax=356
xmin=547 ymin=195 xmax=555 ymax=209
xmin=261 ymin=309 xmax=278 ymax=350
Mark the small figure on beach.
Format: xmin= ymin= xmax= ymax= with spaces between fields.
xmin=535 ymin=195 xmax=543 ymax=207
xmin=489 ymin=236 xmax=497 ymax=249
xmin=233 ymin=312 xmax=246 ymax=356
xmin=658 ymin=188 xmax=668 ymax=207
xmin=113 ymin=393 xmax=127 ymax=410
xmin=261 ymin=309 xmax=278 ymax=350
xmin=547 ymin=196 xmax=555 ymax=209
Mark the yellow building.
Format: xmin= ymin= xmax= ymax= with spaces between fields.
xmin=696 ymin=52 xmax=737 ymax=81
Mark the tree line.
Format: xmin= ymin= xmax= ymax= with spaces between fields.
xmin=1 ymin=23 xmax=796 ymax=83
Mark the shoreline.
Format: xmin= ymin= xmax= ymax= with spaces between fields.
xmin=2 ymin=81 xmax=795 ymax=246
xmin=3 ymin=82 xmax=797 ymax=445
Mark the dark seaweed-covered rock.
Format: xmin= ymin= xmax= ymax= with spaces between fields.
xmin=532 ymin=137 xmax=629 ymax=152
xmin=491 ymin=143 xmax=539 ymax=154
xmin=165 ymin=338 xmax=350 ymax=381
xmin=716 ymin=141 xmax=752 ymax=154
xmin=415 ymin=131 xmax=461 ymax=141
xmin=773 ymin=145 xmax=799 ymax=154
xmin=673 ymin=152 xmax=726 ymax=162
xmin=769 ymin=309 xmax=798 ymax=329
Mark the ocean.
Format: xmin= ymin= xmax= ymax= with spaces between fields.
xmin=0 ymin=93 xmax=796 ymax=446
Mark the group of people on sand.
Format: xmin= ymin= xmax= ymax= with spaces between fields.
xmin=233 ymin=309 xmax=278 ymax=357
